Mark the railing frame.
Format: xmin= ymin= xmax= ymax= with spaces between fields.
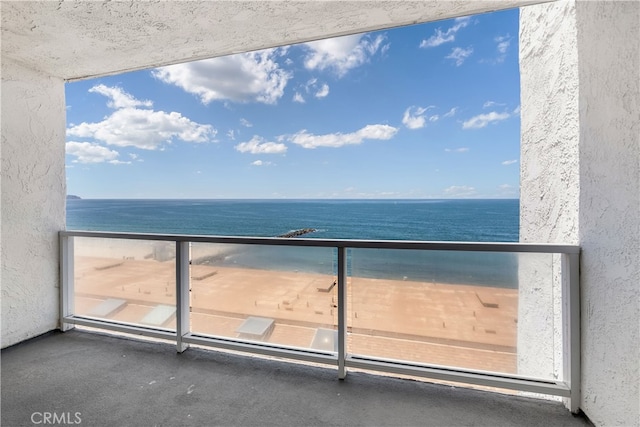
xmin=59 ymin=230 xmax=580 ymax=410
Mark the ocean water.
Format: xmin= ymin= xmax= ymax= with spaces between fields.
xmin=67 ymin=199 xmax=520 ymax=287
xmin=67 ymin=199 xmax=518 ymax=241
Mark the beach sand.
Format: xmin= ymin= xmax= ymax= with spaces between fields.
xmin=73 ymin=254 xmax=518 ymax=374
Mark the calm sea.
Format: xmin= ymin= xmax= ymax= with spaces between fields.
xmin=67 ymin=199 xmax=520 ymax=287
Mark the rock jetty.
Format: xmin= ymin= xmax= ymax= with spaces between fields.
xmin=278 ymin=228 xmax=317 ymax=238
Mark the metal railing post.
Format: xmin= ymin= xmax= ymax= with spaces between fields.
xmin=57 ymin=230 xmax=581 ymax=399
xmin=176 ymin=241 xmax=191 ymax=353
xmin=562 ymin=252 xmax=581 ymax=413
xmin=337 ymin=246 xmax=348 ymax=379
xmin=59 ymin=234 xmax=75 ymax=331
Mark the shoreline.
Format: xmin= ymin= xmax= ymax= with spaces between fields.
xmin=73 ymin=254 xmax=518 ymax=373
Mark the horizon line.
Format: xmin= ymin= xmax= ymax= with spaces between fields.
xmin=67 ymin=196 xmax=519 ymax=201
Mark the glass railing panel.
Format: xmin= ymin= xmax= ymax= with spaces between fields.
xmin=73 ymin=237 xmax=176 ymax=331
xmin=348 ymin=248 xmax=557 ymax=379
xmin=190 ymin=243 xmax=338 ymax=352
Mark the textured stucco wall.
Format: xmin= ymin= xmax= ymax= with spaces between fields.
xmin=1 ymin=0 xmax=542 ymax=81
xmin=575 ymin=1 xmax=640 ymax=425
xmin=521 ymin=1 xmax=640 ymax=425
xmin=1 ymin=60 xmax=66 ymax=347
xmin=520 ymin=1 xmax=581 ymax=245
xmin=518 ymin=0 xmax=580 ymax=392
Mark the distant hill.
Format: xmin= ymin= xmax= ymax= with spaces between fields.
xmin=66 ymin=195 xmax=81 ymax=200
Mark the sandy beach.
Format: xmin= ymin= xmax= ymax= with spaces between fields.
xmin=73 ymin=253 xmax=518 ymax=374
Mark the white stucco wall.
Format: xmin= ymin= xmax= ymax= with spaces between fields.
xmin=1 ymin=0 xmax=543 ymax=81
xmin=521 ymin=1 xmax=640 ymax=425
xmin=575 ymin=2 xmax=639 ymax=425
xmin=518 ymin=0 xmax=580 ymax=390
xmin=520 ymin=1 xmax=581 ymax=245
xmin=1 ymin=60 xmax=66 ymax=348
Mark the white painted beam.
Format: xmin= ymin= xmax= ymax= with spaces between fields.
xmin=2 ymin=1 xmax=549 ymax=81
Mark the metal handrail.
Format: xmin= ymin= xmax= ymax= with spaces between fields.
xmin=59 ymin=230 xmax=579 ymax=253
xmin=59 ymin=230 xmax=581 ymax=412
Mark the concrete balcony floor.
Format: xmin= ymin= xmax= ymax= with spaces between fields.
xmin=1 ymin=330 xmax=591 ymax=427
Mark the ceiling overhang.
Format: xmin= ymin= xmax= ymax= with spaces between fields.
xmin=1 ymin=1 xmax=545 ymax=81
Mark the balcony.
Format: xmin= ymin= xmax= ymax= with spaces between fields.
xmin=29 ymin=230 xmax=581 ymax=418
xmin=1 ymin=328 xmax=590 ymax=426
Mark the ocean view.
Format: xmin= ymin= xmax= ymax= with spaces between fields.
xmin=67 ymin=198 xmax=520 ymax=287
xmin=66 ymin=198 xmax=519 ymax=241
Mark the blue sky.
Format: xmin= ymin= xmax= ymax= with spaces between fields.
xmin=65 ymin=8 xmax=520 ymax=199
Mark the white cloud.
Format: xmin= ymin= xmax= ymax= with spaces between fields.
xmin=153 ymin=48 xmax=292 ymax=105
xmin=445 ymin=147 xmax=469 ymax=153
xmin=67 ymin=108 xmax=216 ymax=150
xmin=446 ymin=47 xmax=473 ymax=66
xmin=66 ymin=141 xmax=127 ymax=164
xmin=89 ymin=84 xmax=153 ymax=109
xmin=402 ymin=106 xmax=429 ymax=129
xmin=494 ymin=35 xmax=511 ymax=63
xmin=512 ymin=105 xmax=521 ymax=115
xmin=496 ymin=35 xmax=511 ymax=54
xmin=479 ymin=35 xmax=512 ymax=64
xmin=303 ymin=34 xmax=387 ymax=77
xmin=420 ymin=16 xmax=471 ymax=48
xmin=240 ymin=118 xmax=253 ymax=128
xmin=443 ymin=107 xmax=457 ymax=118
xmin=462 ymin=111 xmax=510 ymax=129
xmin=501 ymin=159 xmax=518 ymax=165
xmin=251 ymin=160 xmax=272 ymax=166
xmin=483 ymin=101 xmax=505 ymax=109
xmin=289 ymin=124 xmax=398 ymax=149
xmin=315 ymin=84 xmax=330 ymax=98
xmin=443 ymin=185 xmax=477 ymax=197
xmin=227 ymin=129 xmax=236 ymax=140
xmin=235 ymin=135 xmax=287 ymax=154
xmin=68 ymin=85 xmax=216 ymax=150
xmin=296 ymin=78 xmax=330 ymax=101
xmin=420 ymin=30 xmax=454 ymax=48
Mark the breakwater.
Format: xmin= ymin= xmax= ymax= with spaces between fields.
xmin=277 ymin=228 xmax=317 ymax=238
